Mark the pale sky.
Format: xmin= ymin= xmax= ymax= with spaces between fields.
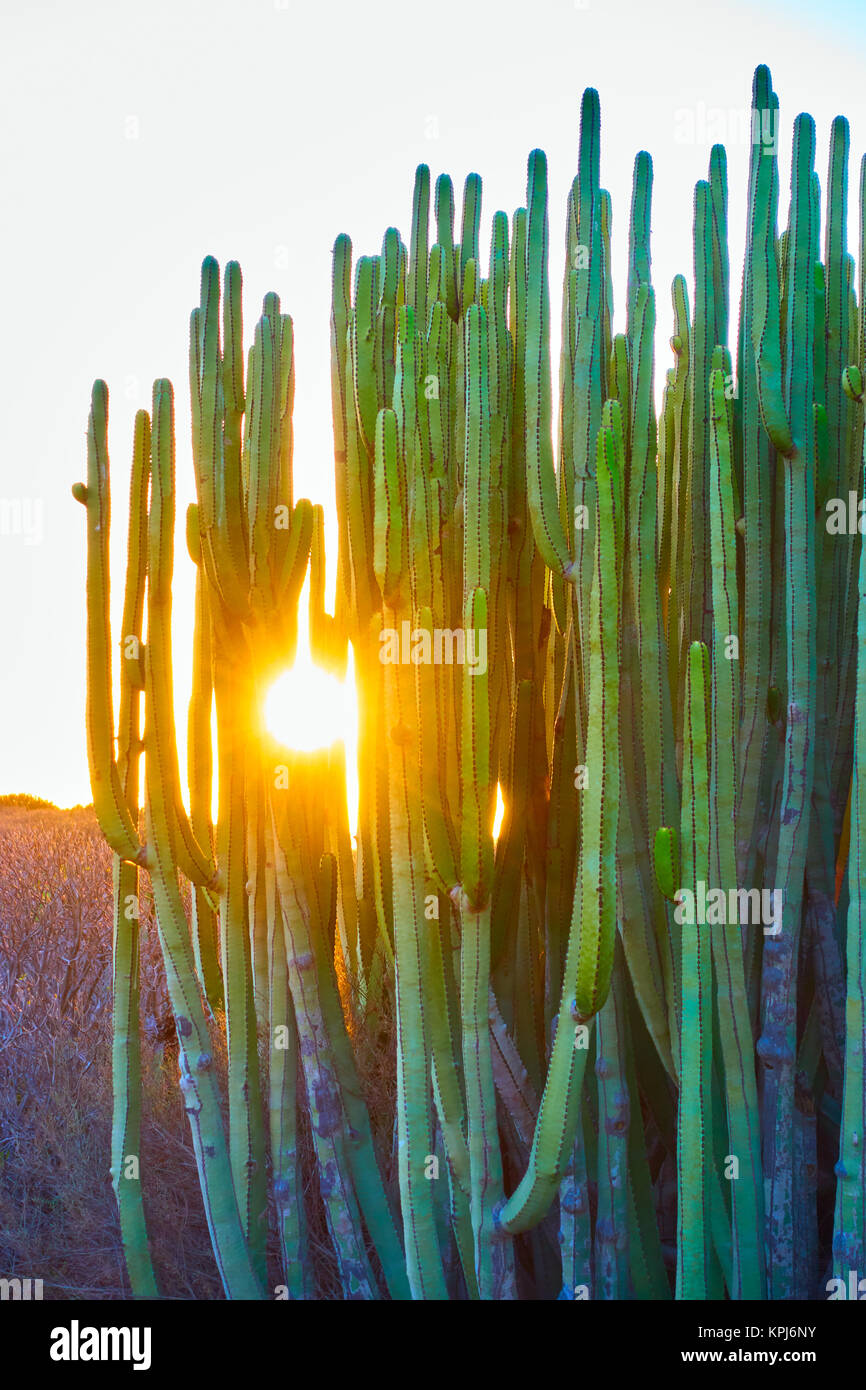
xmin=1 ymin=0 xmax=864 ymax=806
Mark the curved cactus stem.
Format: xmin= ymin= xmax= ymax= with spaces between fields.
xmin=756 ymin=112 xmax=817 ymax=1301
xmin=267 ymin=847 xmax=310 ymax=1299
xmin=271 ymin=785 xmax=381 ymax=1300
xmin=833 ymin=444 xmax=866 ymax=1285
xmin=676 ymin=642 xmax=715 ymax=1299
xmin=525 ymin=150 xmax=576 ymax=582
xmin=109 ymin=409 xmax=158 ymax=1297
xmin=146 ymin=808 xmax=264 ymax=1299
xmin=148 ymin=380 xmax=219 ymax=890
xmin=74 ymin=382 xmax=145 ymax=864
xmin=708 ymin=364 xmax=766 ymax=1299
xmin=497 ymin=422 xmax=620 ymax=1234
xmin=186 ymin=516 xmax=223 ymax=1011
xmin=382 ymin=606 xmax=448 ymax=1298
xmin=211 ymin=653 xmax=268 ymax=1289
xmin=572 ymin=424 xmax=621 ymax=1020
xmin=594 ymin=942 xmax=631 ymax=1299
xmin=460 ymin=895 xmax=516 ymax=1299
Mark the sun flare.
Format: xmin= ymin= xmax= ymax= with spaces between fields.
xmin=492 ymin=782 xmax=505 ymax=844
xmin=262 ymin=585 xmax=359 ymax=837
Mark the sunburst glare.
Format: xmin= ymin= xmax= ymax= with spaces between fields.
xmin=492 ymin=782 xmax=505 ymax=844
xmin=262 ymin=580 xmax=359 ymax=839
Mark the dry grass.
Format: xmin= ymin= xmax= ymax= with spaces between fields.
xmin=0 ymin=807 xmax=397 ymax=1299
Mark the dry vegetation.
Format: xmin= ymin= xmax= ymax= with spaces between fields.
xmin=0 ymin=804 xmax=398 ymax=1300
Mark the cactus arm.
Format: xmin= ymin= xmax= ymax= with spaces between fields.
xmin=72 ymin=381 xmax=145 ymax=864
xmin=619 ymin=282 xmax=678 ymax=1074
xmin=110 ymin=409 xmax=158 ymax=1296
xmin=277 ymin=310 xmax=295 ymax=515
xmin=594 ymin=945 xmax=631 ymax=1299
xmin=331 ymin=233 xmax=354 ymax=616
xmin=667 ymin=273 xmax=691 ymax=713
xmin=408 ymin=165 xmax=430 ymax=334
xmin=572 ymin=425 xmax=621 ymax=1019
xmin=307 ymin=845 xmax=413 ymax=1303
xmin=350 ymin=257 xmax=380 ymax=459
xmin=382 ymin=647 xmax=449 ymax=1298
xmin=274 ymin=496 xmax=314 ymax=603
xmin=621 ymin=968 xmax=671 ymax=1300
xmin=372 ymin=407 xmax=404 ymax=605
xmin=757 ymin=112 xmax=818 ymax=1299
xmin=267 ymin=877 xmax=309 ymax=1298
xmin=460 ymin=891 xmax=517 ymax=1298
xmin=216 ymin=260 xmax=251 ymax=605
xmin=269 ymin=790 xmax=379 ymax=1298
xmin=524 ymin=150 xmax=576 ymax=582
xmin=247 ymin=753 xmax=270 ymax=1039
xmin=461 ymin=301 xmax=492 ymax=904
xmin=457 ymin=591 xmax=515 ymax=1297
xmin=436 ymin=901 xmax=481 ymax=1298
xmin=557 ymin=1099 xmax=594 ymax=1300
xmin=833 ymin=437 xmax=866 ymax=1284
xmin=750 ymin=137 xmax=795 ymax=456
xmin=709 ymin=143 xmax=730 ymax=350
xmin=687 ymin=179 xmax=716 ymax=648
xmin=248 ymin=312 xmax=278 ymax=618
xmin=676 ymin=642 xmax=714 ymax=1299
xmin=626 ymin=151 xmax=652 ymax=347
xmin=459 ymin=173 xmax=482 ymax=298
xmin=434 ymin=173 xmax=459 ymax=321
xmin=111 ymin=858 xmax=158 ymax=1297
xmin=146 ymin=802 xmax=264 ymax=1298
xmin=148 ymin=380 xmax=219 ymax=888
xmin=457 ymin=295 xmax=514 ymax=1295
xmin=707 ymin=364 xmax=766 ymax=1298
xmin=376 ymin=228 xmax=401 ymax=410
xmin=271 ymin=772 xmax=383 ymax=1289
xmin=415 ymin=605 xmax=460 ymax=894
xmin=571 ymin=163 xmax=605 ymax=671
xmin=737 ymin=73 xmax=777 ymax=887
xmin=186 ymin=507 xmax=223 ymax=1010
xmin=492 ymin=679 xmax=535 ymax=973
xmin=575 ymin=88 xmax=600 ymax=289
xmin=194 ymin=257 xmax=250 ymax=619
xmin=209 ymin=648 xmax=269 ymax=1289
xmin=371 ymin=393 xmax=447 ymax=1296
xmin=309 ymin=503 xmax=346 ymax=676
xmin=496 ymin=425 xmax=619 ymax=1235
xmin=825 ymin=118 xmax=851 ymax=704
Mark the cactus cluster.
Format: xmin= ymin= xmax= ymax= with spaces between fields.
xmin=75 ymin=63 xmax=866 ymax=1299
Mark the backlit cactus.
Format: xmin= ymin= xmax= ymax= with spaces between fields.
xmin=74 ymin=62 xmax=866 ymax=1300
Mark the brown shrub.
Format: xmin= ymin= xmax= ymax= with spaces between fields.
xmin=0 ymin=808 xmax=397 ymax=1300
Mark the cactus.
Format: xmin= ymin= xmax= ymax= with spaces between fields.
xmin=74 ymin=63 xmax=866 ymax=1302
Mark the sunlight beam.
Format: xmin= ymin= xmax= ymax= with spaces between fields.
xmin=262 ymin=581 xmax=359 ymax=839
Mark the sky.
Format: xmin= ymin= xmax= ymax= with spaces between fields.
xmin=1 ymin=0 xmax=865 ymax=806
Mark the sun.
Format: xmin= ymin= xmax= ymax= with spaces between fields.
xmin=262 ymin=582 xmax=359 ymax=836
xmin=262 ymin=584 xmax=505 ymax=850
xmin=264 ymin=656 xmax=356 ymax=755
